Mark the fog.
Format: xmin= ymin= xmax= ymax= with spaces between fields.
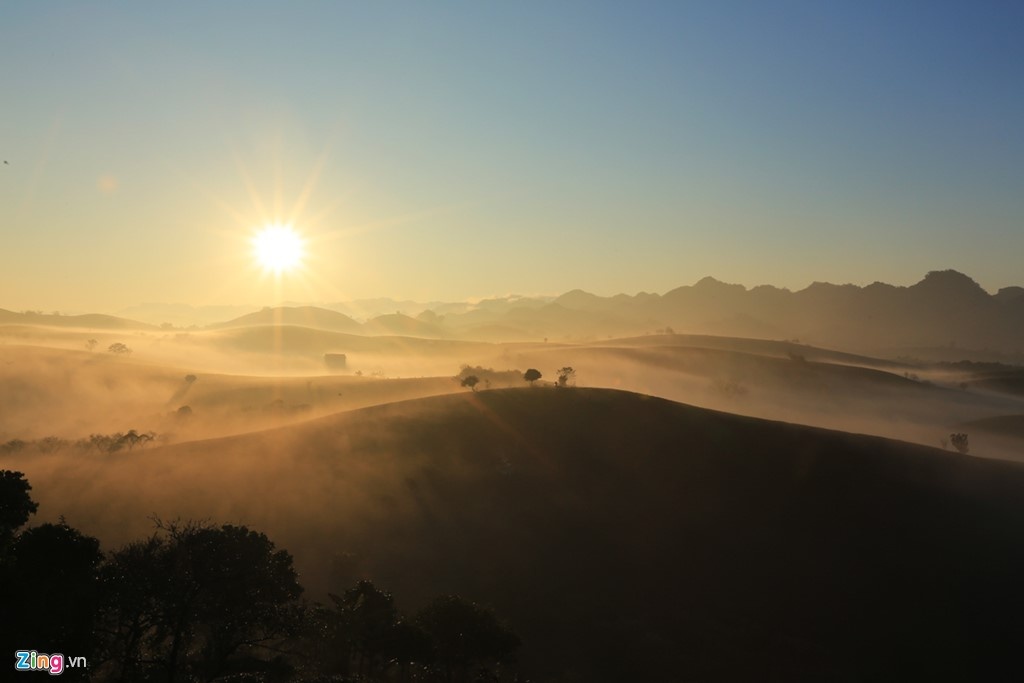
xmin=4 ymin=319 xmax=1023 ymax=455
xmin=5 ymin=316 xmax=1024 ymax=680
xmin=5 ymin=323 xmax=1024 ymax=567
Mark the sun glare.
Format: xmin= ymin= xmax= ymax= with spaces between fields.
xmin=252 ymin=224 xmax=304 ymax=273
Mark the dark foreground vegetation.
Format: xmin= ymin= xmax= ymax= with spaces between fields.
xmin=0 ymin=470 xmax=520 ymax=682
xmin=5 ymin=388 xmax=1024 ymax=681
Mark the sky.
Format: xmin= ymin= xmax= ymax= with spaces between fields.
xmin=2 ymin=1 xmax=1023 ymax=312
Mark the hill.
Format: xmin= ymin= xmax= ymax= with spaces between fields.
xmin=494 ymin=341 xmax=1024 ymax=455
xmin=12 ymin=388 xmax=1024 ymax=680
xmin=363 ymin=312 xmax=449 ymax=338
xmin=0 ymin=308 xmax=154 ymax=329
xmin=207 ymin=305 xmax=363 ymax=333
xmin=416 ymin=270 xmax=1024 ymax=354
xmin=209 ymin=324 xmax=491 ymax=363
xmin=0 ymin=344 xmax=466 ymax=442
xmin=23 ymin=269 xmax=1024 ymax=355
xmin=961 ymin=414 xmax=1024 ymax=441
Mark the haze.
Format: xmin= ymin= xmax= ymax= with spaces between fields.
xmin=4 ymin=4 xmax=1024 ymax=682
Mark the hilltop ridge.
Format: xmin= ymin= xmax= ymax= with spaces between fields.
xmin=12 ymin=387 xmax=1024 ymax=680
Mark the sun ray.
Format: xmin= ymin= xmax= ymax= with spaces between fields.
xmin=286 ymin=140 xmax=336 ymax=227
xmin=232 ymin=151 xmax=270 ymax=221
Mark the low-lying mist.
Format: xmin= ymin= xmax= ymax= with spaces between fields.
xmin=4 ymin=323 xmax=1023 ymax=461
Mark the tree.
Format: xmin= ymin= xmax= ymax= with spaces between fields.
xmin=98 ymin=520 xmax=303 ymax=682
xmin=5 ymin=522 xmax=103 ymax=658
xmin=556 ymin=366 xmax=576 ymax=387
xmin=328 ymin=580 xmax=401 ymax=677
xmin=184 ymin=374 xmax=197 ymax=384
xmin=950 ymin=433 xmax=970 ymax=455
xmin=523 ymin=368 xmax=542 ymax=385
xmin=416 ymin=595 xmax=520 ymax=682
xmin=1 ymin=439 xmax=26 ymax=454
xmin=37 ymin=436 xmax=68 ymax=453
xmin=96 ymin=535 xmax=164 ymax=682
xmin=108 ymin=342 xmax=132 ymax=355
xmin=461 ymin=375 xmax=480 ymax=392
xmin=0 ymin=470 xmax=38 ymax=545
xmin=86 ymin=338 xmax=98 ymax=351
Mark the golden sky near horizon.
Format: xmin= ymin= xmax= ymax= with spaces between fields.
xmin=2 ymin=3 xmax=1022 ymax=313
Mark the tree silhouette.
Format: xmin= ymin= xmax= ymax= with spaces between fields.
xmin=37 ymin=435 xmax=69 ymax=453
xmin=86 ymin=338 xmax=98 ymax=351
xmin=1 ymin=438 xmax=27 ymax=454
xmin=461 ymin=375 xmax=480 ymax=392
xmin=2 ymin=472 xmax=533 ymax=681
xmin=523 ymin=368 xmax=542 ymax=385
xmin=0 ymin=470 xmax=38 ymax=546
xmin=328 ymin=580 xmax=401 ymax=677
xmin=96 ymin=535 xmax=164 ymax=682
xmin=4 ymin=522 xmax=103 ymax=664
xmin=556 ymin=366 xmax=576 ymax=387
xmin=108 ymin=342 xmax=132 ymax=355
xmin=386 ymin=618 xmax=434 ymax=680
xmin=98 ymin=520 xmax=303 ymax=682
xmin=416 ymin=595 xmax=520 ymax=682
xmin=950 ymin=433 xmax=970 ymax=455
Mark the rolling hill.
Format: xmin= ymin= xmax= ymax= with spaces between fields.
xmin=961 ymin=414 xmax=1024 ymax=441
xmin=187 ymin=270 xmax=1024 ymax=356
xmin=206 ymin=305 xmax=363 ymax=333
xmin=12 ymin=388 xmax=1024 ymax=681
xmin=0 ymin=308 xmax=154 ymax=329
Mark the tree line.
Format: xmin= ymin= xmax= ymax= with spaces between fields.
xmin=1 ymin=430 xmax=158 ymax=455
xmin=456 ymin=366 xmax=576 ymax=392
xmin=0 ymin=470 xmax=521 ymax=683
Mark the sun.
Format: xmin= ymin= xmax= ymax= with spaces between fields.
xmin=252 ymin=224 xmax=304 ymax=273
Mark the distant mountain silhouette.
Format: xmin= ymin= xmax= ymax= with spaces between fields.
xmin=363 ymin=312 xmax=448 ymax=338
xmin=0 ymin=309 xmax=154 ymax=330
xmin=116 ymin=302 xmax=259 ymax=327
xmin=71 ymin=270 xmax=1024 ymax=354
xmin=208 ymin=305 xmax=363 ymax=333
xmin=995 ymin=286 xmax=1024 ymax=303
xmin=435 ymin=270 xmax=1024 ymax=353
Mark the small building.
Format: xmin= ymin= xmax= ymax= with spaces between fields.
xmin=324 ymin=353 xmax=347 ymax=370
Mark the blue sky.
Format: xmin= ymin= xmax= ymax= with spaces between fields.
xmin=2 ymin=1 xmax=1022 ymax=311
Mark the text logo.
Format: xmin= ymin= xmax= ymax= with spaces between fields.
xmin=14 ymin=650 xmax=87 ymax=675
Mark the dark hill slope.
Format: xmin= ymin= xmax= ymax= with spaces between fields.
xmin=18 ymin=388 xmax=1024 ymax=681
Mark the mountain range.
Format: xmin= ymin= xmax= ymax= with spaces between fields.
xmin=4 ymin=270 xmax=1023 ymax=358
